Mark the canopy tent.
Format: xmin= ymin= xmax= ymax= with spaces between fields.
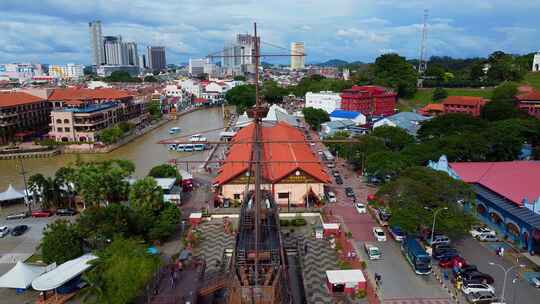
xmin=32 ymin=254 xmax=97 ymax=291
xmin=0 ymin=184 xmax=26 ymax=202
xmin=0 ymin=261 xmax=46 ymax=289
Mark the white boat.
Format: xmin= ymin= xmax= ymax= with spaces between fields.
xmin=169 ymin=127 xmax=181 ymax=134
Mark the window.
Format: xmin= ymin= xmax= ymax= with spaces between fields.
xmin=278 ymin=192 xmax=290 ymax=199
xmin=233 ymin=193 xmax=241 ymax=200
xmin=57 ymin=127 xmax=63 ymax=132
xmin=56 ymin=119 xmax=62 ymax=124
xmin=64 ymin=127 xmax=70 ymax=132
xmin=64 ymin=119 xmax=70 ymax=124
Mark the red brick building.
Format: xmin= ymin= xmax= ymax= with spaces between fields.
xmin=441 ymin=96 xmax=487 ymax=117
xmin=516 ymin=91 xmax=540 ymax=119
xmin=0 ymin=92 xmax=51 ymax=144
xmin=339 ymin=85 xmax=397 ymax=117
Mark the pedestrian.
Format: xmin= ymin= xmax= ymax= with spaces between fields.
xmin=304 ymin=243 xmax=308 ymax=254
xmin=500 ymin=246 xmax=505 ymax=257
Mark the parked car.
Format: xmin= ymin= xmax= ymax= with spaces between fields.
xmin=373 ymin=227 xmax=386 ymax=242
xmin=56 ymin=208 xmax=77 ymax=216
xmin=461 ymin=283 xmax=495 ymax=295
xmin=433 ymin=248 xmax=459 ymax=260
xmin=335 ymin=176 xmax=343 ymax=185
xmin=461 ymin=271 xmax=495 ymax=285
xmin=454 ymin=265 xmax=479 ymax=276
xmin=465 ymin=291 xmax=498 ymax=303
xmin=0 ymin=226 xmax=10 ymax=238
xmin=11 ymin=225 xmax=28 ymax=236
xmin=5 ymin=211 xmax=29 ymax=220
xmin=326 ymin=192 xmax=337 ymax=203
xmin=345 ymin=187 xmax=355 ymax=198
xmin=389 ymin=226 xmax=406 ymax=242
xmin=477 ymin=234 xmax=498 ymax=242
xmin=439 ymin=256 xmax=467 ymax=269
xmin=427 ymin=234 xmax=451 ymax=246
xmin=355 ymin=203 xmax=366 ymax=214
xmin=469 ymin=226 xmax=496 ymax=238
xmin=31 ymin=209 xmax=53 ymax=217
xmin=530 ymin=275 xmax=540 ymax=288
xmin=377 ymin=208 xmax=391 ymax=222
xmin=332 ymin=170 xmax=340 ymax=177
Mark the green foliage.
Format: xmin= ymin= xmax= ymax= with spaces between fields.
xmin=147 ymin=101 xmax=162 ymax=120
xmin=28 ymin=173 xmax=63 ymax=209
xmin=262 ymin=80 xmax=288 ymax=104
xmin=143 ymin=75 xmax=158 ymax=82
xmin=290 ymin=75 xmax=353 ymax=97
xmin=148 ymin=202 xmax=181 ymax=241
xmin=129 ymin=177 xmax=164 ymax=211
xmin=225 ymin=84 xmax=256 ymax=114
xmin=432 ymin=87 xmax=449 ymax=101
xmin=491 ymin=82 xmax=519 ymax=103
xmin=373 ymin=53 xmax=418 ymax=98
xmin=365 ymin=151 xmax=406 ymax=180
xmin=83 ymin=238 xmax=161 ymax=304
xmin=280 ymin=219 xmax=290 ymax=227
xmin=302 ymin=107 xmax=330 ymax=130
xmin=117 ymin=122 xmax=134 ymax=134
xmin=482 ymin=82 xmax=525 ymax=122
xmin=378 ymin=167 xmax=475 ymax=238
xmin=291 ymin=218 xmax=307 ymax=226
xmin=486 ymin=51 xmax=528 ymax=83
xmin=371 ymin=126 xmax=414 ymax=151
xmin=98 ymin=126 xmax=124 ymax=145
xmin=417 ymin=113 xmax=488 ymax=141
xmin=233 ymin=75 xmax=247 ymax=81
xmin=41 ymin=220 xmax=83 ymax=264
xmin=104 ymin=71 xmax=141 ymax=83
xmin=148 ymin=164 xmax=180 ymax=179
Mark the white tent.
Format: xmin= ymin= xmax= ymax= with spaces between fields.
xmin=0 ymin=184 xmax=25 ymax=202
xmin=0 ymin=261 xmax=46 ymax=289
xmin=32 ymin=254 xmax=97 ymax=291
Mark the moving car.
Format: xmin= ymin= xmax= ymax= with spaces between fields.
xmin=31 ymin=209 xmax=53 ymax=217
xmin=355 ymin=203 xmax=366 ymax=214
xmin=461 ymin=271 xmax=495 ymax=285
xmin=461 ymin=283 xmax=495 ymax=295
xmin=0 ymin=226 xmax=9 ymax=238
xmin=11 ymin=225 xmax=28 ymax=236
xmin=56 ymin=208 xmax=77 ymax=216
xmin=5 ymin=211 xmax=29 ymax=220
xmin=389 ymin=226 xmax=406 ymax=242
xmin=373 ymin=227 xmax=386 ymax=242
xmin=439 ymin=256 xmax=467 ymax=269
xmin=427 ymin=234 xmax=451 ymax=246
xmin=465 ymin=291 xmax=497 ymax=303
xmin=335 ymin=176 xmax=343 ymax=185
xmin=364 ymin=243 xmax=381 ymax=260
xmin=345 ymin=187 xmax=355 ymax=198
xmin=477 ymin=234 xmax=498 ymax=242
xmin=469 ymin=226 xmax=496 ymax=238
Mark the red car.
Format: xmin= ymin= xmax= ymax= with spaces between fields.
xmin=439 ymin=256 xmax=467 ymax=269
xmin=31 ymin=209 xmax=53 ymax=217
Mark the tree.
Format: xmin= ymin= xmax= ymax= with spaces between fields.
xmin=470 ymin=62 xmax=486 ymax=81
xmin=98 ymin=126 xmax=123 ymax=145
xmin=148 ymin=164 xmax=179 ymax=179
xmin=83 ymin=238 xmax=161 ymax=304
xmin=77 ymin=204 xmax=139 ymax=246
xmin=373 ymin=53 xmax=418 ymax=98
xmin=302 ymin=107 xmax=330 ymax=130
xmin=129 ymin=177 xmax=164 ymax=211
xmin=233 ymin=75 xmax=247 ymax=81
xmin=147 ymin=101 xmax=162 ymax=120
xmin=40 ymin=220 xmax=83 ymax=264
xmin=481 ymin=100 xmax=525 ymax=121
xmin=143 ymin=75 xmax=158 ymax=82
xmin=432 ymin=87 xmax=448 ymax=101
xmin=55 ymin=166 xmax=76 ymax=208
xmin=104 ymin=71 xmax=141 ymax=83
xmin=417 ymin=113 xmax=487 ymax=141
xmin=365 ymin=151 xmax=406 ymax=181
xmin=28 ymin=174 xmax=62 ymax=209
xmin=486 ymin=51 xmax=526 ymax=83
xmin=491 ymin=82 xmax=518 ymax=103
xmin=426 ymin=65 xmax=445 ymax=81
xmin=262 ymin=80 xmax=288 ymax=104
xmin=225 ymin=85 xmax=256 ymax=113
xmin=371 ymin=126 xmax=414 ymax=151
xmin=148 ymin=202 xmax=181 ymax=241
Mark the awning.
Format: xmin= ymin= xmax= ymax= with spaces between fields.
xmin=31 ymin=254 xmax=97 ymax=291
xmin=326 ymin=269 xmax=366 ymax=284
xmin=0 ymin=184 xmax=25 ymax=202
xmin=0 ymin=261 xmax=46 ymax=289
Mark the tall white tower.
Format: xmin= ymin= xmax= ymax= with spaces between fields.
xmin=532 ymin=52 xmax=540 ymax=72
xmin=89 ymin=21 xmax=105 ymax=66
xmin=290 ymin=42 xmax=305 ymax=70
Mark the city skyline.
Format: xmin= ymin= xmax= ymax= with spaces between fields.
xmin=1 ymin=0 xmax=540 ymax=65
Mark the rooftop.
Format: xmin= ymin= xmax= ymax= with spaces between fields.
xmin=330 ymin=109 xmax=363 ymax=119
xmin=516 ymin=90 xmax=540 ymax=101
xmin=49 ymin=88 xmax=132 ymax=101
xmin=442 ymin=96 xmax=487 ymax=106
xmin=0 ymin=92 xmax=46 ymax=107
xmin=58 ymin=101 xmax=118 ymax=113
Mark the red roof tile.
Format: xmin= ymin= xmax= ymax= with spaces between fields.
xmin=516 ymin=91 xmax=540 ymax=101
xmin=214 ymin=122 xmax=331 ymax=185
xmin=418 ymin=103 xmax=444 ymax=113
xmin=0 ymin=92 xmax=46 ymax=107
xmin=450 ymin=161 xmax=540 ymax=206
xmin=49 ymin=88 xmax=132 ymax=101
xmin=442 ymin=96 xmax=487 ymax=106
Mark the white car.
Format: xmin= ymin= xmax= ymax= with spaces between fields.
xmin=461 ymin=283 xmax=495 ymax=295
xmin=327 ymin=192 xmax=337 ymax=203
xmin=0 ymin=226 xmax=9 ymax=238
xmin=373 ymin=227 xmax=386 ymax=242
xmin=470 ymin=227 xmax=496 ymax=238
xmin=529 ymin=276 xmax=540 ymax=288
xmin=478 ymin=234 xmax=498 ymax=242
xmin=355 ymin=203 xmax=367 ymax=214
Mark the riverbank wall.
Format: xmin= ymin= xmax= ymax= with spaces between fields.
xmin=0 ymin=148 xmax=61 ymax=160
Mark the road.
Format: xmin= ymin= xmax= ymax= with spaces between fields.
xmin=455 ymin=237 xmax=540 ymax=304
xmin=308 ymin=128 xmax=452 ymax=304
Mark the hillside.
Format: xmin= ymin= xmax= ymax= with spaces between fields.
xmin=521 ymin=72 xmax=540 ymax=90
xmin=318 ymin=59 xmax=348 ymax=67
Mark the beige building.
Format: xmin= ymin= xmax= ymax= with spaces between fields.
xmin=290 ymin=42 xmax=305 ymax=70
xmin=214 ymin=122 xmax=330 ymax=207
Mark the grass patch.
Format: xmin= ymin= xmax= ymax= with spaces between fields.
xmin=522 ymin=72 xmax=540 ymax=90
xmin=399 ymin=87 xmax=494 ymax=111
xmin=25 ymin=253 xmax=45 ymax=265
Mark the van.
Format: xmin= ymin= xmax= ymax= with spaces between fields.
xmin=364 ymin=243 xmax=381 ymax=260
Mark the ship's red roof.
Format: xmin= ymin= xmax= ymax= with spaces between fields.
xmin=516 ymin=91 xmax=540 ymax=101
xmin=214 ymin=122 xmax=330 ymax=185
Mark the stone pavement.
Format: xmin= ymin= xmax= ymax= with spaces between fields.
xmin=301 ymin=238 xmax=340 ymax=304
xmin=382 ymin=298 xmax=452 ymax=304
xmin=192 ymin=219 xmax=235 ymax=274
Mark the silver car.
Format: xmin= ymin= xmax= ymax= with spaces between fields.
xmin=465 ymin=291 xmax=497 ymax=303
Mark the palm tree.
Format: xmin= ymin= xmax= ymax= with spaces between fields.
xmin=28 ymin=174 xmax=62 ymax=209
xmin=81 ymin=270 xmax=106 ymax=304
xmin=55 ymin=167 xmax=76 ymax=208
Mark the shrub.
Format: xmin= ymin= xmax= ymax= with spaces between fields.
xmin=355 ymin=289 xmax=367 ymax=299
xmin=280 ymin=219 xmax=290 ymax=227
xmin=292 ymin=218 xmax=307 ymax=226
xmin=360 ymin=261 xmax=367 ymax=269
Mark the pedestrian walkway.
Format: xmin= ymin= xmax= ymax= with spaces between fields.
xmin=383 ymin=298 xmax=452 ymax=304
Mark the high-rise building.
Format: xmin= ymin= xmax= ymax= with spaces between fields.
xmin=221 ymin=34 xmax=260 ymax=75
xmin=139 ymin=54 xmax=147 ymax=69
xmin=48 ymin=64 xmax=85 ymax=79
xmin=290 ymin=42 xmax=305 ymax=70
xmin=147 ymin=46 xmax=166 ymax=72
xmin=189 ymin=58 xmax=206 ymax=77
xmin=104 ymin=36 xmax=125 ymax=65
xmin=125 ymin=42 xmax=138 ymax=66
xmin=89 ymin=21 xmax=105 ymax=66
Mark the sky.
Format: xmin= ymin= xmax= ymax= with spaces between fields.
xmin=0 ymin=0 xmax=539 ymax=65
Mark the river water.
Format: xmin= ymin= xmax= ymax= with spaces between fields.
xmin=0 ymin=107 xmax=227 ymax=190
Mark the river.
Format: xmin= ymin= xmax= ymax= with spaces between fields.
xmin=0 ymin=107 xmax=228 ymax=190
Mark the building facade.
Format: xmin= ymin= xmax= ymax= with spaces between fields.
xmin=532 ymin=52 xmax=540 ymax=72
xmin=124 ymin=42 xmax=139 ymax=66
xmin=516 ymin=91 xmax=540 ymax=119
xmin=0 ymin=92 xmax=51 ymax=144
xmin=103 ymin=36 xmax=125 ymax=65
xmin=290 ymin=42 xmax=305 ymax=70
xmin=48 ymin=64 xmax=85 ymax=80
xmin=147 ymin=46 xmax=167 ymax=72
xmin=305 ymin=91 xmax=342 ymax=113
xmin=89 ymin=20 xmax=105 ymax=66
xmin=96 ymin=65 xmax=139 ymax=77
xmin=441 ymin=96 xmax=486 ymax=117
xmin=189 ymin=58 xmax=206 ymax=77
xmin=340 ymin=85 xmax=397 ymax=117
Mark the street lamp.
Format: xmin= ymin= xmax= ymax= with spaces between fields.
xmin=424 ymin=206 xmax=448 ymax=249
xmin=488 ymin=261 xmax=525 ymax=303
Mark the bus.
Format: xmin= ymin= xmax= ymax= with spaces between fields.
xmin=401 ymin=237 xmax=432 ymax=275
